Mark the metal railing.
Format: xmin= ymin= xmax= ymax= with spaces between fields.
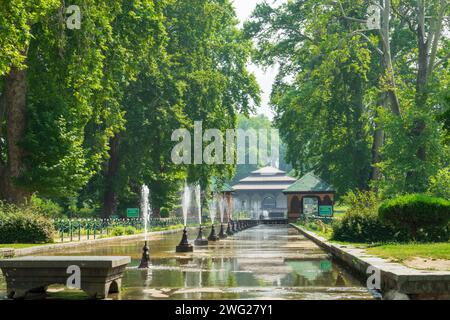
xmin=53 ymin=217 xmax=185 ymax=242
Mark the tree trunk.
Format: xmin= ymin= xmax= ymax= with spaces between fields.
xmin=380 ymin=0 xmax=401 ymax=116
xmin=370 ymin=123 xmax=385 ymax=185
xmin=101 ymin=134 xmax=120 ymax=218
xmin=0 ymin=67 xmax=31 ymax=204
xmin=405 ymin=1 xmax=430 ymax=191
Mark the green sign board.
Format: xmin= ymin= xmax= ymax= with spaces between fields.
xmin=126 ymin=208 xmax=140 ymax=218
xmin=319 ymin=205 xmax=333 ymax=217
xmin=111 ymin=215 xmax=119 ymax=219
xmin=320 ymin=260 xmax=332 ymax=272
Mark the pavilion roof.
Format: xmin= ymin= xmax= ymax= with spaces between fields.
xmin=232 ymin=166 xmax=296 ymax=191
xmin=283 ymin=172 xmax=334 ymax=193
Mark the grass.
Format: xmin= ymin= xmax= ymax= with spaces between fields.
xmin=294 ymin=221 xmax=450 ymax=262
xmin=0 ymin=243 xmax=49 ymax=249
xmin=366 ymin=242 xmax=450 ymax=261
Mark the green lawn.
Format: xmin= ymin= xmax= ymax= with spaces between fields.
xmin=366 ymin=243 xmax=450 ymax=261
xmin=0 ymin=243 xmax=49 ymax=249
xmin=294 ymin=223 xmax=450 ymax=263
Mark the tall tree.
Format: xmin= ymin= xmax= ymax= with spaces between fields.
xmin=0 ymin=1 xmax=128 ymax=204
xmin=98 ymin=0 xmax=259 ymax=217
xmin=246 ymin=0 xmax=449 ymax=196
xmin=245 ymin=0 xmax=373 ymax=195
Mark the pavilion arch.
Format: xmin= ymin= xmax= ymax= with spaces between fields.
xmin=262 ymin=195 xmax=276 ymax=209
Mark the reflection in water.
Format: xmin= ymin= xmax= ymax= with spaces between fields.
xmin=0 ymin=225 xmax=373 ymax=300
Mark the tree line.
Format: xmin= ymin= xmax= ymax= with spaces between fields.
xmin=0 ymin=0 xmax=259 ymax=217
xmin=246 ymin=0 xmax=449 ymax=197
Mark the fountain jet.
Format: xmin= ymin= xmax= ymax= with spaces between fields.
xmin=139 ymin=185 xmax=151 ymax=268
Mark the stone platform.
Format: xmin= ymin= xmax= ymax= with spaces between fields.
xmin=0 ymin=256 xmax=130 ymax=299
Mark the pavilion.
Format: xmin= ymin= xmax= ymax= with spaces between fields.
xmin=231 ymin=167 xmax=335 ymax=221
xmin=232 ymin=166 xmax=296 ymax=219
xmin=283 ymin=172 xmax=335 ymax=222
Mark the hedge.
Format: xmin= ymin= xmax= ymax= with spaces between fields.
xmin=331 ymin=212 xmax=397 ymax=243
xmin=379 ymin=194 xmax=450 ymax=242
xmin=0 ymin=211 xmax=55 ymax=244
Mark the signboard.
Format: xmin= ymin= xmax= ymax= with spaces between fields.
xmin=126 ymin=208 xmax=140 ymax=218
xmin=320 ymin=260 xmax=332 ymax=272
xmin=111 ymin=215 xmax=119 ymax=219
xmin=318 ymin=205 xmax=333 ymax=217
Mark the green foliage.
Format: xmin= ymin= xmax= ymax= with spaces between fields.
xmin=160 ymin=207 xmax=170 ymax=218
xmin=331 ymin=190 xmax=395 ymax=243
xmin=110 ymin=225 xmax=138 ymax=237
xmin=428 ymin=168 xmax=450 ymax=199
xmin=379 ymin=194 xmax=450 ymax=242
xmin=376 ymin=107 xmax=449 ymax=196
xmin=30 ymin=194 xmax=64 ymax=218
xmin=230 ymin=114 xmax=292 ymax=184
xmin=331 ymin=212 xmax=397 ymax=243
xmin=297 ymin=219 xmax=333 ymax=239
xmin=341 ymin=189 xmax=382 ymax=216
xmin=0 ymin=202 xmax=55 ymax=243
xmin=246 ymin=0 xmax=450 ymax=198
xmin=245 ymin=0 xmax=373 ymax=196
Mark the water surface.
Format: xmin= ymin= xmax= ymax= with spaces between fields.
xmin=0 ymin=225 xmax=373 ymax=300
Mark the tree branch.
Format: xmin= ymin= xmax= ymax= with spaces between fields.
xmin=353 ymin=31 xmax=384 ymax=55
xmin=427 ymin=0 xmax=447 ymax=79
xmin=433 ymin=52 xmax=450 ymax=70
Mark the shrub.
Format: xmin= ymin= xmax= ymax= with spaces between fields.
xmin=0 ymin=202 xmax=55 ymax=243
xmin=331 ymin=212 xmax=397 ymax=243
xmin=111 ymin=226 xmax=138 ymax=236
xmin=124 ymin=226 xmax=137 ymax=235
xmin=379 ymin=194 xmax=450 ymax=241
xmin=160 ymin=207 xmax=170 ymax=218
xmin=341 ymin=189 xmax=381 ymax=216
xmin=111 ymin=226 xmax=125 ymax=236
xmin=331 ymin=189 xmax=398 ymax=243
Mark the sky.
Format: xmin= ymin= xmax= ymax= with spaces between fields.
xmin=232 ymin=0 xmax=284 ymax=120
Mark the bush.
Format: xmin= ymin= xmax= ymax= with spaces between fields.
xmin=379 ymin=194 xmax=450 ymax=241
xmin=111 ymin=226 xmax=125 ymax=236
xmin=111 ymin=226 xmax=138 ymax=236
xmin=124 ymin=226 xmax=137 ymax=235
xmin=160 ymin=207 xmax=170 ymax=218
xmin=331 ymin=189 xmax=398 ymax=243
xmin=331 ymin=212 xmax=397 ymax=243
xmin=341 ymin=189 xmax=381 ymax=216
xmin=0 ymin=202 xmax=55 ymax=243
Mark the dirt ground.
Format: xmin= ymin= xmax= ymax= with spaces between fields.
xmin=403 ymin=257 xmax=450 ymax=271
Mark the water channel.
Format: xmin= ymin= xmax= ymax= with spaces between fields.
xmin=0 ymin=224 xmax=373 ymax=299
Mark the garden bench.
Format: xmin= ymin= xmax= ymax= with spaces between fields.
xmin=0 ymin=256 xmax=130 ymax=299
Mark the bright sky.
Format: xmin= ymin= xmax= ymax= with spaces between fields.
xmin=232 ymin=0 xmax=285 ymax=120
